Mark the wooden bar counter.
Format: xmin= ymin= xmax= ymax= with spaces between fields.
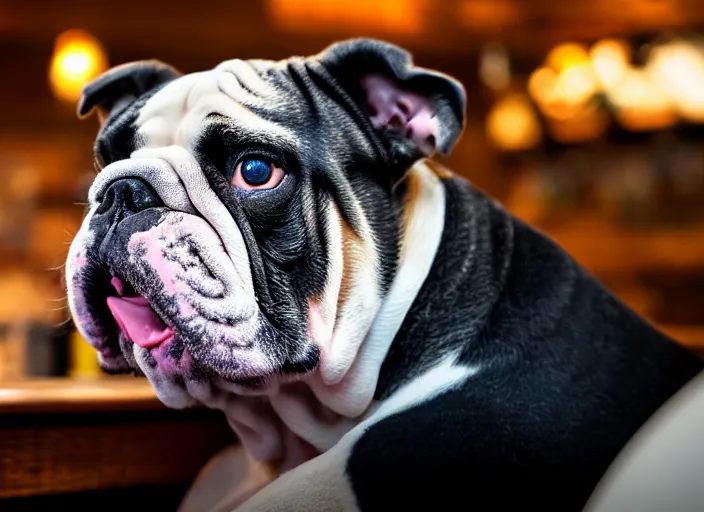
xmin=0 ymin=377 xmax=236 ymax=510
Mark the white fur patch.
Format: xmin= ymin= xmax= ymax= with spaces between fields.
xmin=308 ymin=204 xmax=344 ymax=351
xmin=310 ymin=162 xmax=446 ymax=417
xmin=136 ymin=66 xmax=296 ymax=149
xmin=233 ymin=353 xmax=478 ymax=512
xmin=318 ymin=186 xmax=383 ymax=387
xmin=268 ymin=162 xmax=447 ymax=453
xmin=131 ymin=146 xmax=256 ymax=299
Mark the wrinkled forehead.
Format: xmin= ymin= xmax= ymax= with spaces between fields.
xmin=135 ymin=58 xmax=300 ymax=150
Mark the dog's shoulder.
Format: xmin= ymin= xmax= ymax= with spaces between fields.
xmin=349 ymin=169 xmax=704 ymax=509
xmin=381 ymin=170 xmax=701 ymax=401
xmin=346 ymin=370 xmax=602 ymax=511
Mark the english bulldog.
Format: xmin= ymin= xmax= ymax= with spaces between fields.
xmin=65 ymin=39 xmax=703 ymax=511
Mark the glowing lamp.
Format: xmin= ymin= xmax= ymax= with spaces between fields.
xmin=49 ymin=29 xmax=108 ymax=103
xmin=528 ymin=66 xmax=557 ymax=106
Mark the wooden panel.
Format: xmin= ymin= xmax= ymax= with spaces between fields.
xmin=0 ymin=377 xmax=236 ymax=498
xmin=0 ymin=410 xmax=235 ymax=498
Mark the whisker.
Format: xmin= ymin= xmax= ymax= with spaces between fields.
xmin=53 ymin=317 xmax=74 ymax=329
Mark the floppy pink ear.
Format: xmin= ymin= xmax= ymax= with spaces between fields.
xmin=319 ymin=38 xmax=466 ymax=156
xmin=361 ymin=73 xmax=441 ymax=156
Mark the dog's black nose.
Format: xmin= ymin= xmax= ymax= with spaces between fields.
xmin=94 ymin=178 xmax=163 ymax=222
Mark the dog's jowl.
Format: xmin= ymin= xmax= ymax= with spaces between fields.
xmin=65 ymin=39 xmax=703 ymax=511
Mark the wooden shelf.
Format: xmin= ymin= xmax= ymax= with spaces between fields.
xmin=0 ymin=376 xmax=161 ymax=414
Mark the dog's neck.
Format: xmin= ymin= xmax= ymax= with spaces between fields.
xmin=307 ymin=159 xmax=448 ymax=417
xmin=260 ymin=160 xmax=448 ymax=453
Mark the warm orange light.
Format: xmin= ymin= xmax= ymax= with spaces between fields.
xmin=646 ymin=41 xmax=704 ymax=122
xmin=553 ymin=63 xmax=600 ymax=105
xmin=527 ymin=66 xmax=558 ymax=106
xmin=49 ymin=29 xmax=108 ymax=103
xmin=485 ymin=93 xmax=542 ymax=152
xmin=528 ymin=63 xmax=599 ymax=121
xmin=479 ymin=43 xmax=511 ymax=91
xmin=529 ymin=41 xmax=602 ymax=122
xmin=590 ymin=38 xmax=632 ymax=90
xmin=609 ymin=69 xmax=677 ymax=131
xmin=458 ymin=0 xmax=522 ymax=30
xmin=267 ymin=0 xmax=424 ymax=34
xmin=546 ymin=43 xmax=590 ymax=72
xmin=546 ymin=104 xmax=610 ymax=144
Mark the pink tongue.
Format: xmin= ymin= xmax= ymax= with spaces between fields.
xmin=106 ymin=278 xmax=173 ymax=348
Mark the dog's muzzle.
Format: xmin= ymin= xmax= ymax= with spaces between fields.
xmin=65 ymin=147 xmax=280 ymax=406
xmin=96 ymin=178 xmax=174 ymax=348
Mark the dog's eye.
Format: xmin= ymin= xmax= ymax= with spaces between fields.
xmin=232 ymin=158 xmax=284 ymax=191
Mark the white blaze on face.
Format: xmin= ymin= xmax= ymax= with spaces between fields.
xmin=129 ymin=63 xmax=301 ymax=302
xmin=135 ymin=60 xmax=296 ymax=150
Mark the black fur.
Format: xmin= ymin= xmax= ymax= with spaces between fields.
xmin=350 ymin=176 xmax=703 ymax=511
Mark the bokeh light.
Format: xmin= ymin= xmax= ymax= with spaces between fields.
xmin=546 ymin=43 xmax=591 ymax=72
xmin=646 ymin=41 xmax=704 ymax=122
xmin=610 ymin=68 xmax=677 ymax=131
xmin=485 ymin=93 xmax=543 ymax=152
xmin=49 ymin=29 xmax=108 ymax=104
xmin=590 ymin=38 xmax=632 ymax=89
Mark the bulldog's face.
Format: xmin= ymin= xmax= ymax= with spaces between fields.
xmin=65 ymin=39 xmax=465 ymax=407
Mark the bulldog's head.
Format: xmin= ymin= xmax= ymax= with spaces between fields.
xmin=65 ymin=39 xmax=465 ymax=408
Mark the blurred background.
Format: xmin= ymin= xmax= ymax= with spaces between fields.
xmin=1 ymin=0 xmax=704 ymax=380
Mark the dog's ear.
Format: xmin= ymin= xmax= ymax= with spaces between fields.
xmin=77 ymin=60 xmax=181 ymax=125
xmin=318 ymin=38 xmax=466 ymax=156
